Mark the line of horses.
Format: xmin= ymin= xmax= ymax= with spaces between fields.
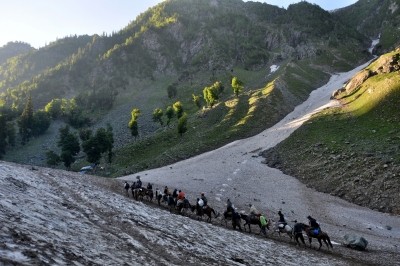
xmin=125 ymin=186 xmax=333 ymax=251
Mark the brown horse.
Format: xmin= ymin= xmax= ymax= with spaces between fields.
xmin=191 ymin=205 xmax=219 ymax=222
xmin=133 ymin=188 xmax=153 ymax=201
xmin=299 ymin=223 xmax=333 ymax=250
xmin=240 ymin=214 xmax=270 ymax=234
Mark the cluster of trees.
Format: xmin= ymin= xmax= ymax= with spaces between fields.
xmin=132 ymin=77 xmax=244 ymax=139
xmin=0 ymin=94 xmax=95 ymax=159
xmin=202 ymin=77 xmax=243 ymax=108
xmin=131 ymin=100 xmax=188 ymax=139
xmin=45 ymin=98 xmax=90 ymax=128
xmin=203 ymin=81 xmax=224 ymax=107
xmin=17 ymin=96 xmax=92 ymax=147
xmin=46 ymin=125 xmax=114 ymax=169
xmin=0 ymin=96 xmax=51 ymax=158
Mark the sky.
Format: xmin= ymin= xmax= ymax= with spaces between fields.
xmin=0 ymin=0 xmax=357 ymax=49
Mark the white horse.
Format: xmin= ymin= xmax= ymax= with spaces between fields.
xmin=272 ymin=221 xmax=293 ymax=239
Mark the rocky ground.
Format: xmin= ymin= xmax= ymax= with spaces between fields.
xmin=0 ymin=162 xmax=368 ymax=266
xmin=262 ymin=143 xmax=400 ymax=214
xmin=1 ymin=161 xmax=399 ymax=266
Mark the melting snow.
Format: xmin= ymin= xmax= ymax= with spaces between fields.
xmin=270 ymin=64 xmax=279 ymax=73
xmin=1 ymin=162 xmax=345 ymax=265
xmin=368 ymin=34 xmax=380 ymax=54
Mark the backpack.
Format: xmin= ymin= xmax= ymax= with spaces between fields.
xmin=198 ymin=198 xmax=204 ymax=207
xmin=124 ymin=183 xmax=129 ymax=189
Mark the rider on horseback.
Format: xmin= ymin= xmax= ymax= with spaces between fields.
xmin=200 ymin=193 xmax=208 ymax=208
xmin=249 ymin=204 xmax=261 ymax=220
xmin=259 ymin=214 xmax=268 ymax=235
xmin=307 ymin=215 xmax=321 ymax=236
xmin=177 ymin=190 xmax=185 ymax=207
xmin=278 ymin=210 xmax=287 ymax=226
xmin=226 ymin=199 xmax=234 ymax=214
xmin=196 ymin=198 xmax=204 ymax=215
xmin=172 ymin=188 xmax=178 ymax=198
xmin=136 ymin=178 xmax=142 ymax=188
xmin=124 ymin=181 xmax=129 ymax=196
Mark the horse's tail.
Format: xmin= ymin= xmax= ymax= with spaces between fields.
xmin=326 ymin=235 xmax=333 ymax=248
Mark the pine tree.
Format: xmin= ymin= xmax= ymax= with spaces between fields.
xmin=173 ymin=101 xmax=184 ymax=119
xmin=129 ymin=120 xmax=139 ymax=139
xmin=128 ymin=108 xmax=140 ymax=139
xmin=19 ymin=95 xmax=34 ymax=144
xmin=177 ymin=113 xmax=188 ymax=137
xmin=165 ymin=106 xmax=174 ymax=126
xmin=57 ymin=126 xmax=80 ymax=168
xmin=152 ymin=108 xmax=164 ymax=126
xmin=192 ymin=94 xmax=202 ymax=109
xmin=231 ymin=76 xmax=244 ymax=97
xmin=82 ymin=126 xmax=114 ymax=164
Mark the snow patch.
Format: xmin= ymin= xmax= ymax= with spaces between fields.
xmin=368 ymin=34 xmax=380 ymax=54
xmin=270 ymin=64 xmax=279 ymax=73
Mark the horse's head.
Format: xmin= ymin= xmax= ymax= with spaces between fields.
xmin=239 ymin=213 xmax=248 ymax=220
xmin=298 ymin=223 xmax=309 ymax=230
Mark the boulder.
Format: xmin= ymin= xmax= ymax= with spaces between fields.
xmin=344 ymin=69 xmax=372 ymax=94
xmin=343 ymin=234 xmax=368 ymax=251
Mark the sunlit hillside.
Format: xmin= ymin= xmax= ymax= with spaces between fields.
xmin=1 ymin=0 xmax=393 ymax=177
xmin=262 ymin=48 xmax=400 ymax=214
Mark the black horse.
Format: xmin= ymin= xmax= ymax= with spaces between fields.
xmin=292 ymin=222 xmax=306 ymax=247
xmin=176 ymin=198 xmax=191 ymax=215
xmin=240 ymin=214 xmax=270 ymax=234
xmin=192 ymin=205 xmax=219 ymax=222
xmin=165 ymin=195 xmax=176 ymax=211
xmin=222 ymin=211 xmax=242 ymax=231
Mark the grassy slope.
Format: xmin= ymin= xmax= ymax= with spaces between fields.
xmin=262 ymin=50 xmax=400 ymax=214
xmin=101 ymin=62 xmax=330 ymax=177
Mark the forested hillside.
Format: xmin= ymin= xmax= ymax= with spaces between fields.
xmin=0 ymin=0 xmax=393 ymax=176
xmin=334 ymin=0 xmax=400 ymax=53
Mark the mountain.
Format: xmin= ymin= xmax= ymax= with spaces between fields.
xmin=0 ymin=0 xmax=382 ymax=176
xmin=0 ymin=42 xmax=34 ymax=65
xmin=334 ymin=0 xmax=400 ymax=53
xmin=262 ymin=47 xmax=400 ymax=214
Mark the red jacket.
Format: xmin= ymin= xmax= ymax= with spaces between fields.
xmin=177 ymin=191 xmax=185 ymax=200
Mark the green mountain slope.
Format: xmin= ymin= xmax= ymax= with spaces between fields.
xmin=334 ymin=0 xmax=400 ymax=52
xmin=0 ymin=42 xmax=34 ymax=65
xmin=1 ymin=0 xmax=373 ymax=176
xmin=262 ymin=48 xmax=400 ymax=214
